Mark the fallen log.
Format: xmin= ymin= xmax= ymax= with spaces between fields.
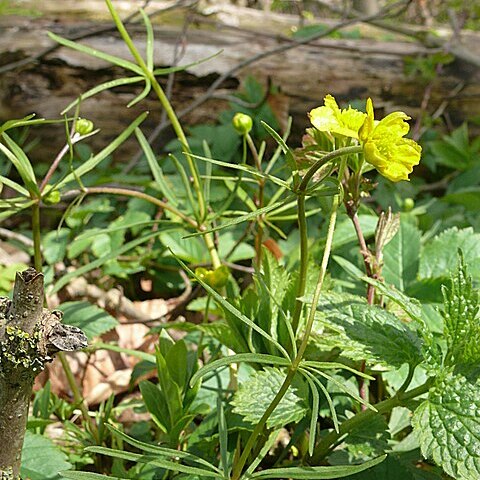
xmin=0 ymin=1 xmax=479 ymax=162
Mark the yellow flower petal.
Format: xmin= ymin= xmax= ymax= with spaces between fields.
xmin=359 ymin=98 xmax=421 ymax=182
xmin=309 ymin=94 xmax=366 ymax=139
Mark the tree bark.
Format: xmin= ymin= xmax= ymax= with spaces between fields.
xmin=0 ymin=268 xmax=87 ymax=479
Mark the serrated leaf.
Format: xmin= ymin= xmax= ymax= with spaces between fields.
xmin=383 ymin=221 xmax=421 ymax=291
xmin=412 ymin=370 xmax=480 ymax=479
xmin=442 ymin=255 xmax=480 ymax=365
xmin=58 ymin=301 xmax=118 ymax=340
xmin=231 ymin=367 xmax=307 ymax=428
xmin=312 ymin=293 xmax=423 ymax=368
xmin=21 ymin=431 xmax=72 ymax=480
xmin=419 ymin=227 xmax=480 ymax=279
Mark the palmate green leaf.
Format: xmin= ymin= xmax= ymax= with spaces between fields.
xmin=191 ymin=353 xmax=291 ymax=387
xmin=57 ymin=301 xmax=118 ymax=340
xmin=382 ymin=221 xmax=421 ymax=291
xmin=187 ymin=152 xmax=290 ymax=188
xmin=85 ymin=447 xmax=224 ymax=478
xmin=21 ymin=431 xmax=72 ymax=480
xmin=312 ymin=293 xmax=423 ymax=368
xmin=55 ymin=111 xmax=148 ymax=189
xmin=135 ymin=128 xmax=178 ymax=206
xmin=184 ymin=195 xmax=296 ymax=238
xmin=412 ymin=370 xmax=480 ymax=480
xmin=248 ymin=455 xmax=386 ymax=479
xmin=0 ymin=134 xmax=39 ymax=195
xmin=442 ymin=255 xmax=480 ymax=365
xmin=231 ymin=367 xmax=308 ymax=429
xmin=419 ymin=227 xmax=480 ymax=280
xmin=48 ymin=32 xmax=144 ymax=74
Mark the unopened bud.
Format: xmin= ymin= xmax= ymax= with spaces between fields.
xmin=232 ymin=113 xmax=253 ymax=135
xmin=403 ymin=198 xmax=415 ymax=211
xmin=75 ymin=118 xmax=94 ymax=136
xmin=43 ymin=189 xmax=61 ymax=205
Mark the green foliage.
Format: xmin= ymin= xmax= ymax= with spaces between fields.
xmin=231 ymin=367 xmax=308 ymax=428
xmin=57 ymin=302 xmax=118 ymax=340
xmin=21 ymin=431 xmax=72 ymax=480
xmin=4 ymin=2 xmax=480 ymax=479
xmin=312 ymin=293 xmax=424 ymax=368
xmin=412 ymin=370 xmax=480 ymax=479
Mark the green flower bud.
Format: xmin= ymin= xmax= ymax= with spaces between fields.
xmin=43 ymin=189 xmax=61 ymax=205
xmin=403 ymin=198 xmax=415 ymax=211
xmin=232 ymin=113 xmax=253 ymax=135
xmin=75 ymin=118 xmax=94 ymax=136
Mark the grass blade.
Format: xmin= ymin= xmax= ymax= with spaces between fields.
xmin=184 ymin=195 xmax=296 ymax=238
xmin=56 ymin=112 xmax=148 ymax=189
xmin=135 ymin=128 xmax=178 ymax=206
xmin=48 ymin=32 xmax=143 ymax=75
xmin=177 ymin=258 xmax=291 ymax=360
xmin=60 ymin=76 xmax=144 ymax=114
xmin=190 ymin=353 xmax=291 ymax=387
xmin=248 ymin=455 xmax=386 ymax=478
xmin=0 ymin=134 xmax=39 ymax=196
xmin=85 ymin=447 xmax=223 ymax=478
xmin=106 ymin=424 xmax=222 ymax=473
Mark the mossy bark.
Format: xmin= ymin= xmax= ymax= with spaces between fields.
xmin=0 ymin=269 xmax=87 ymax=479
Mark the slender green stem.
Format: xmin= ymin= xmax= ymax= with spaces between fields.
xmin=291 ymin=145 xmax=362 ymax=334
xmin=58 ymin=352 xmax=99 ymax=443
xmin=231 ymin=155 xmax=351 ymax=480
xmin=105 ymin=0 xmax=223 ymax=270
xmin=31 ymin=202 xmax=42 ymax=272
xmin=247 ymin=133 xmax=265 ymax=267
xmin=66 ymin=186 xmax=198 ymax=228
xmin=106 ymin=0 xmax=205 ymax=220
xmin=309 ymin=377 xmax=434 ymax=463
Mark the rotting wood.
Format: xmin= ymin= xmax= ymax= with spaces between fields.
xmin=0 ymin=268 xmax=87 ymax=479
xmin=0 ymin=1 xmax=479 ymax=162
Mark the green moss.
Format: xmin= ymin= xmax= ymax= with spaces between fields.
xmin=0 ymin=326 xmax=45 ymax=375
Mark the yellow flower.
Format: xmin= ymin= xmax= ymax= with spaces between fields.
xmin=359 ymin=98 xmax=421 ymax=182
xmin=308 ymin=94 xmax=366 ymax=139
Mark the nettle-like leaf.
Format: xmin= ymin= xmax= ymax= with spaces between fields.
xmin=312 ymin=293 xmax=423 ymax=368
xmin=419 ymin=227 xmax=480 ymax=280
xmin=412 ymin=369 xmax=480 ymax=479
xmin=21 ymin=431 xmax=72 ymax=480
xmin=382 ymin=221 xmax=421 ymax=291
xmin=231 ymin=367 xmax=308 ymax=428
xmin=442 ymin=255 xmax=480 ymax=365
